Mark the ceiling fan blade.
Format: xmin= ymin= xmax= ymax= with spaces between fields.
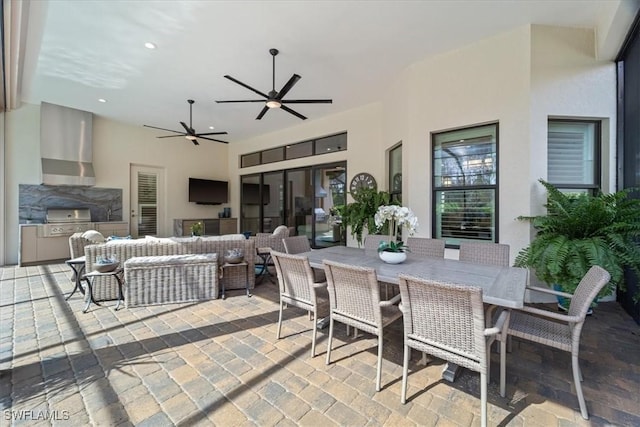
xmin=280 ymin=105 xmax=307 ymax=120
xmin=256 ymin=106 xmax=269 ymax=120
xmin=157 ymin=134 xmax=187 ymax=138
xmin=282 ymin=99 xmax=333 ymax=104
xmin=224 ymin=75 xmax=269 ymax=99
xmin=198 ymin=136 xmax=230 ymax=144
xmin=180 ymin=121 xmax=194 ymax=135
xmin=195 ymin=131 xmax=228 ymax=136
xmin=143 ymin=124 xmax=184 ymax=134
xmin=276 ymin=74 xmax=301 ymax=100
xmin=192 ymin=139 xmax=200 ymax=146
xmin=215 ymin=99 xmax=266 ymax=103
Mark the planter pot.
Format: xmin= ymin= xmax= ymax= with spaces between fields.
xmin=379 ymin=251 xmax=407 ymax=264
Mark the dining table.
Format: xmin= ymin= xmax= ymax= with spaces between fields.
xmin=300 ymin=245 xmax=529 ymax=381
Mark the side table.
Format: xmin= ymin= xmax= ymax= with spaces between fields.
xmin=82 ymin=268 xmax=125 ymax=313
xmin=65 ymin=256 xmax=86 ymax=300
xmin=256 ymin=247 xmax=274 ymax=284
xmin=220 ymin=261 xmax=251 ymax=299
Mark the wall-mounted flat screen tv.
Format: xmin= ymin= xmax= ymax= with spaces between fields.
xmin=189 ymin=178 xmax=228 ymax=205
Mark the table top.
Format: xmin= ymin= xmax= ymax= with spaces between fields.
xmin=84 ymin=267 xmax=124 ymax=278
xmin=66 ymin=256 xmax=86 ymax=265
xmin=301 ymin=246 xmax=528 ymax=309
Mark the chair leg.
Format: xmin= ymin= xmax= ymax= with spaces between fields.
xmin=376 ymin=335 xmax=383 ymax=392
xmin=499 ymin=336 xmax=507 ymax=397
xmin=311 ymin=309 xmax=318 ymax=358
xmin=401 ymin=343 xmax=410 ymax=404
xmin=276 ymin=300 xmax=284 ymax=339
xmin=572 ymin=354 xmax=589 ymax=419
xmin=480 ymin=372 xmax=488 ymax=427
xmin=326 ymin=317 xmax=334 ymax=365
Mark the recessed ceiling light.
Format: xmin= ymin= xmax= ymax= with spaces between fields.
xmin=209 ymin=126 xmax=215 ymax=130
xmin=98 ymin=98 xmax=107 ymax=103
xmin=144 ymin=42 xmax=157 ymax=49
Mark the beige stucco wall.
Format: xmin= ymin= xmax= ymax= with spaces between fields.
xmin=1 ymin=25 xmax=618 ymax=265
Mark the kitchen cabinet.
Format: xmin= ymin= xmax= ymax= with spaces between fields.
xmin=19 ymin=225 xmax=69 ymax=266
xmin=173 ymin=218 xmax=238 ymax=236
xmin=18 ymin=222 xmax=130 ymax=266
xmin=19 ymin=225 xmax=38 ymax=264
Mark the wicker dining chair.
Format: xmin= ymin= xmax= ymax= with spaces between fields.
xmin=406 ymin=237 xmax=445 ymax=258
xmin=363 ymin=235 xmax=394 ymax=256
xmin=283 ymin=235 xmax=312 ymax=254
xmin=283 ymin=235 xmax=326 ymax=282
xmin=398 ymin=274 xmax=509 ymax=427
xmin=459 ymin=241 xmax=510 ymax=266
xmin=323 ymin=260 xmax=402 ymax=392
xmin=271 ymin=250 xmax=330 ymax=358
xmin=460 ymin=241 xmax=511 ymax=327
xmin=504 ymin=265 xmax=611 ymax=419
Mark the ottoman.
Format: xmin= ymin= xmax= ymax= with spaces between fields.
xmin=124 ymin=253 xmax=218 ymax=307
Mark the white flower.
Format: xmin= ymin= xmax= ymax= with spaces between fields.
xmin=374 ymin=205 xmax=418 ymax=236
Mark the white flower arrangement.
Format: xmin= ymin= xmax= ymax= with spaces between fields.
xmin=374 ymin=205 xmax=419 ymax=252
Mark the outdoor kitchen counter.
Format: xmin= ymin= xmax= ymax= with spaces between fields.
xmin=18 ymin=222 xmax=129 ymax=266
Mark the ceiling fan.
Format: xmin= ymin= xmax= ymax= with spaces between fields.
xmin=143 ymin=99 xmax=229 ymax=145
xmin=216 ymin=48 xmax=332 ymax=120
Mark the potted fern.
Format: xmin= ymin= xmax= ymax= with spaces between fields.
xmin=515 ymin=179 xmax=640 ymax=308
xmin=335 ymin=188 xmax=395 ymax=246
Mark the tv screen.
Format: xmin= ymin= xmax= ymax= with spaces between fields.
xmin=189 ymin=178 xmax=228 ymax=205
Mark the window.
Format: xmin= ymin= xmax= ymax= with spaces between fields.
xmin=547 ymin=120 xmax=600 ymax=193
xmin=241 ymin=132 xmax=347 ymax=167
xmin=261 ymin=147 xmax=284 ymax=164
xmin=286 ymin=141 xmax=313 ymax=160
xmin=315 ymin=133 xmax=347 ymax=154
xmin=388 ymin=143 xmax=402 ymax=203
xmin=432 ymin=123 xmax=498 ymax=247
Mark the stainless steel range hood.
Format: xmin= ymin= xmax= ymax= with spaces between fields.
xmin=40 ymin=102 xmax=96 ymax=186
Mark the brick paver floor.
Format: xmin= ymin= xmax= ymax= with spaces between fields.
xmin=1 ymin=263 xmax=639 ymax=426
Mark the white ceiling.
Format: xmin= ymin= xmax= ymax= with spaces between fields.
xmin=19 ymin=0 xmax=639 ymax=144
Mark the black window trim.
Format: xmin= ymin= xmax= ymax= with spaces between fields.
xmin=547 ymin=118 xmax=602 ymax=193
xmin=431 ymin=121 xmax=500 ymax=249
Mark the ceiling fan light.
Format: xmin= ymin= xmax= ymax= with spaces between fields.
xmin=186 ymin=135 xmax=197 ymax=141
xmin=266 ymin=100 xmax=281 ymax=109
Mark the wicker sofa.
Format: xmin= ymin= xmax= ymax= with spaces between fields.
xmin=73 ymin=234 xmax=255 ymax=303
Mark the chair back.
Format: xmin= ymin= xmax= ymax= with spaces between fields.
xmin=283 ymin=236 xmax=311 ymax=254
xmin=253 ymin=225 xmax=290 ymax=253
xmin=364 ymin=235 xmax=394 ymax=256
xmin=271 ymin=251 xmax=316 ymax=304
xmin=69 ymin=232 xmax=94 ymax=259
xmin=459 ymin=241 xmax=510 ymax=266
xmin=406 ymin=237 xmax=445 ymax=258
xmin=568 ymin=265 xmax=611 ymax=318
xmin=398 ymin=274 xmax=487 ymax=372
xmin=323 ymin=260 xmax=382 ymax=329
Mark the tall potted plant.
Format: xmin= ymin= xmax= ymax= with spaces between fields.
xmin=515 ymin=179 xmax=640 ymax=306
xmin=336 ymin=188 xmax=394 ymax=246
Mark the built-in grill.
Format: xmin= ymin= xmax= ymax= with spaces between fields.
xmin=39 ymin=208 xmax=94 ymax=237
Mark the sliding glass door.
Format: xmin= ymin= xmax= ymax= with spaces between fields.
xmin=284 ymin=163 xmax=345 ymax=248
xmin=241 ymin=161 xmax=346 ymax=247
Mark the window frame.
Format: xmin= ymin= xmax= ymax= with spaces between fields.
xmin=431 ymin=122 xmax=499 ymax=249
xmin=388 ymin=142 xmax=402 ymax=203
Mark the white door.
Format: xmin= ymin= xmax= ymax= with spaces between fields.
xmin=130 ymin=165 xmax=165 ymax=238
